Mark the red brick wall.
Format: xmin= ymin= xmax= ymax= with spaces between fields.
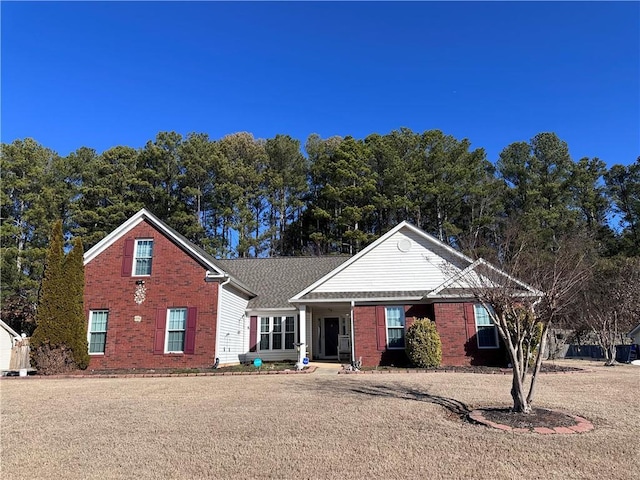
xmin=353 ymin=304 xmax=431 ymax=367
xmin=433 ymin=303 xmax=470 ymax=366
xmin=353 ymin=302 xmax=506 ymax=367
xmin=433 ymin=302 xmax=506 ymax=366
xmin=84 ymin=221 xmax=219 ymax=370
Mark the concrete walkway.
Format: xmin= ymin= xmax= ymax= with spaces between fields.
xmin=310 ymin=361 xmax=342 ymax=375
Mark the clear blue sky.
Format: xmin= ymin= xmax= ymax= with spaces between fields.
xmin=2 ymin=1 xmax=638 ymax=166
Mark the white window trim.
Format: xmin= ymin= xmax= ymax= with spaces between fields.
xmin=385 ymin=306 xmax=406 ymax=350
xmin=258 ymin=315 xmax=297 ymax=352
xmin=133 ymin=238 xmax=153 ymax=277
xmin=474 ymin=304 xmax=499 ymax=349
xmin=87 ymin=310 xmax=108 ymax=355
xmin=165 ymin=308 xmax=187 ymax=353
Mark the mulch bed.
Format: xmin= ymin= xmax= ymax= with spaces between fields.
xmin=481 ymin=407 xmax=577 ymax=429
xmin=354 ymin=362 xmax=584 ymax=374
xmin=468 ymin=407 xmax=595 ymax=434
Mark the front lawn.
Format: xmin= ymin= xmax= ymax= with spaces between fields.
xmin=1 ymin=360 xmax=637 ymax=479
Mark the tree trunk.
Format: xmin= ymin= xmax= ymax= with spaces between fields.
xmin=499 ymin=323 xmax=532 ymax=413
xmin=527 ymin=324 xmax=549 ymax=405
xmin=510 ymin=366 xmax=531 ymax=413
xmin=436 ymin=197 xmax=444 ymax=242
xmin=604 ymin=345 xmax=616 ymax=366
xmin=16 ymin=198 xmax=26 ymax=273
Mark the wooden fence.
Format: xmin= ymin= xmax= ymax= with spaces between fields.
xmin=9 ymin=337 xmax=31 ymax=370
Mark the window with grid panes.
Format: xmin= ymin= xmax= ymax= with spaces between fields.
xmin=386 ymin=306 xmax=405 ymax=348
xmin=88 ymin=310 xmax=109 ymax=354
xmin=134 ymin=239 xmax=153 ymax=276
xmin=166 ymin=308 xmax=187 ymax=352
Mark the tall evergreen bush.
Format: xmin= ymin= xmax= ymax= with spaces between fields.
xmin=31 ymin=221 xmax=89 ymax=373
xmin=64 ymin=237 xmax=89 ymax=369
xmin=31 ymin=220 xmax=66 ymax=352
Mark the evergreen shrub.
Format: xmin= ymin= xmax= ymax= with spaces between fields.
xmin=31 ymin=344 xmax=76 ymax=375
xmin=406 ymin=318 xmax=442 ymax=368
xmin=31 ymin=221 xmax=89 ymax=373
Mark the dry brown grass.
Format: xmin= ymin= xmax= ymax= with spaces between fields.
xmin=1 ymin=360 xmax=638 ymax=480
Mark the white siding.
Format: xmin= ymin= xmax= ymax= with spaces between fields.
xmin=0 ymin=329 xmax=14 ymax=370
xmin=314 ymin=228 xmax=468 ymax=293
xmin=217 ymin=284 xmax=250 ymax=365
xmin=243 ymin=350 xmax=298 ymax=363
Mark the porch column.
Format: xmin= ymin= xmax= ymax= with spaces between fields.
xmin=298 ymin=305 xmax=307 ymax=367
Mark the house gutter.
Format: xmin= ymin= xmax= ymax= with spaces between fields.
xmin=350 ymin=300 xmax=356 ymax=366
xmin=213 ymin=274 xmax=231 ymax=367
xmin=205 ymin=270 xmax=255 ymax=298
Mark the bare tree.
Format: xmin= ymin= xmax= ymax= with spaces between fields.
xmin=579 ymin=257 xmax=640 ymax=365
xmin=442 ymin=234 xmax=592 ymax=413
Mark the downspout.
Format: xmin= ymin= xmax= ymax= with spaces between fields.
xmin=213 ymin=273 xmax=231 ymax=367
xmin=350 ymin=300 xmax=356 ymax=365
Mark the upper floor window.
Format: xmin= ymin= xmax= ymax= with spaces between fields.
xmin=386 ymin=306 xmax=405 ymax=349
xmin=134 ymin=239 xmax=153 ymax=276
xmin=88 ymin=310 xmax=109 ymax=354
xmin=474 ymin=304 xmax=499 ymax=349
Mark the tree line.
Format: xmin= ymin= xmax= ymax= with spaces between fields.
xmin=1 ymin=128 xmax=639 ymax=338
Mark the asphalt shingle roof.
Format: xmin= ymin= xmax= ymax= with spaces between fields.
xmin=215 ymin=256 xmax=350 ymax=309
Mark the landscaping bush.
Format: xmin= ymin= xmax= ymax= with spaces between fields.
xmin=406 ymin=318 xmax=442 ymax=367
xmin=31 ymin=344 xmax=76 ymax=375
xmin=31 ymin=221 xmax=89 ymax=373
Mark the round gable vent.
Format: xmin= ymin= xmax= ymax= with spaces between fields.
xmin=397 ymin=238 xmax=412 ymax=252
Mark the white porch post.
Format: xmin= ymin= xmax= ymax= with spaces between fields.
xmin=298 ymin=305 xmax=307 ymax=367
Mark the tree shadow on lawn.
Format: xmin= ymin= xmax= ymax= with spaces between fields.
xmin=306 ymin=379 xmax=470 ymax=419
xmin=303 ymin=380 xmax=591 ymax=432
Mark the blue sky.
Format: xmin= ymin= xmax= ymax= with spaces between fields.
xmin=2 ymin=1 xmax=638 ymax=166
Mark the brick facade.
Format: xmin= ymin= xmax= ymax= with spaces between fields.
xmin=353 ymin=302 xmax=507 ymax=367
xmin=84 ymin=221 xmax=219 ymax=370
xmin=353 ymin=304 xmax=430 ymax=367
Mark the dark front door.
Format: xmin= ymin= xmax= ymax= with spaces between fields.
xmin=324 ymin=318 xmax=339 ymax=357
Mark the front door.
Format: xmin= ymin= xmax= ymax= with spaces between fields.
xmin=324 ymin=317 xmax=339 ymax=357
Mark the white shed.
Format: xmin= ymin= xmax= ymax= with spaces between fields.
xmin=0 ymin=320 xmax=21 ymax=371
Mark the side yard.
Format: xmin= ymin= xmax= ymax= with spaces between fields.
xmin=1 ymin=361 xmax=638 ymax=479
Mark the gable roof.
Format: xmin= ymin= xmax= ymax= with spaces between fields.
xmin=85 ymin=211 xmax=538 ymax=311
xmin=290 ymin=221 xmax=475 ymax=302
xmin=216 ymin=256 xmax=349 ymax=310
xmin=0 ymin=319 xmax=21 ymax=339
xmin=83 ymin=209 xmax=255 ymax=297
xmin=426 ymin=258 xmax=542 ymax=299
xmin=289 ymin=221 xmax=540 ymax=303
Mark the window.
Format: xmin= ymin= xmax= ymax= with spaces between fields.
xmin=260 ymin=317 xmax=270 ymax=351
xmin=386 ymin=306 xmax=405 ymax=349
xmin=258 ymin=316 xmax=297 ymax=351
xmin=474 ymin=304 xmax=499 ymax=348
xmin=88 ymin=310 xmax=109 ymax=354
xmin=166 ymin=308 xmax=187 ymax=352
xmin=134 ymin=239 xmax=153 ymax=276
xmin=284 ymin=316 xmax=295 ymax=350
